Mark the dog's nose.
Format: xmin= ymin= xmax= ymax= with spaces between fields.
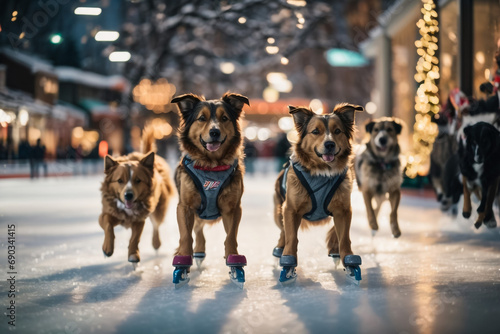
xmin=379 ymin=137 xmax=388 ymax=145
xmin=209 ymin=128 xmax=221 ymax=139
xmin=124 ymin=192 xmax=134 ymax=201
xmin=324 ymin=141 xmax=336 ymax=151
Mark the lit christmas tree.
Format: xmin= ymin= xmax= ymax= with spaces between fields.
xmin=406 ymin=0 xmax=440 ymax=178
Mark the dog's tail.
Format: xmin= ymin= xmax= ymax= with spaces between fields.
xmin=141 ymin=125 xmax=157 ymax=154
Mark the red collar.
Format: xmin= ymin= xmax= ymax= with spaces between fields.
xmin=193 ymin=164 xmax=232 ymax=172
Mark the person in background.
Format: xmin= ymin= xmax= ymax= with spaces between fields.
xmin=243 ymin=138 xmax=258 ymax=175
xmin=274 ymin=132 xmax=291 ymax=172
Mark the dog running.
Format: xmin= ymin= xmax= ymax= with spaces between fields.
xmin=170 ymin=92 xmax=250 ymax=288
xmin=273 ymin=103 xmax=364 ymax=285
xmin=355 ymin=117 xmax=404 ymax=238
xmin=99 ymin=126 xmax=175 ymax=267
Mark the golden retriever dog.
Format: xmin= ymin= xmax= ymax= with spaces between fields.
xmin=273 ymin=104 xmax=363 ymax=285
xmin=170 ymin=92 xmax=249 ymax=288
xmin=354 ymin=117 xmax=403 ymax=238
xmin=99 ymin=126 xmax=175 ymax=267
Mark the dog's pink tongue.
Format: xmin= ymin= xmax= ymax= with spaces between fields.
xmin=125 ymin=200 xmax=134 ymax=209
xmin=322 ymin=154 xmax=335 ymax=162
xmin=207 ymin=142 xmax=221 ymax=152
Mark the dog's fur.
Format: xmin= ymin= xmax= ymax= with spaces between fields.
xmin=354 ymin=117 xmax=403 ymax=237
xmin=99 ymin=126 xmax=175 ymax=262
xmin=458 ymin=121 xmax=500 ymax=229
xmin=273 ymin=103 xmax=362 ymax=265
xmin=171 ymin=92 xmax=249 ymax=259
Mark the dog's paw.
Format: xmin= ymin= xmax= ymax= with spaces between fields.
xmin=368 ymin=220 xmax=379 ymax=231
xmin=462 ymin=211 xmax=471 ymax=219
xmin=128 ymin=254 xmax=140 ymax=263
xmin=484 ymin=216 xmax=497 ymax=228
xmin=102 ymin=243 xmax=114 ymax=257
xmin=390 ymin=224 xmax=401 ymax=238
xmin=474 ymin=220 xmax=482 ymax=229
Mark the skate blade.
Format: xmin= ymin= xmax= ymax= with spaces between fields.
xmin=280 ymin=276 xmax=297 ymax=286
xmin=174 ymin=277 xmax=190 ymax=289
xmin=131 ymin=262 xmax=139 ymax=271
xmin=195 ymin=257 xmax=204 ymax=269
xmin=345 ymin=274 xmax=360 ymax=286
xmin=371 ymin=230 xmax=377 ymax=237
xmin=230 ymin=278 xmax=244 ymax=289
xmin=333 ymin=258 xmax=340 ymax=270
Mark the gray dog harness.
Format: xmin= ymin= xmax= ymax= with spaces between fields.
xmin=281 ymin=160 xmax=347 ymax=221
xmin=183 ymin=155 xmax=238 ymax=220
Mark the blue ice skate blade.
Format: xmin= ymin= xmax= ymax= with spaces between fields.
xmin=345 ymin=265 xmax=362 ymax=285
xmin=229 ymin=267 xmax=245 ymax=289
xmin=279 ymin=266 xmax=297 ymax=285
xmin=344 ymin=255 xmax=362 ymax=266
xmin=272 ymin=247 xmax=284 ymax=258
xmin=329 ymin=253 xmax=340 ymax=269
xmin=173 ymin=268 xmax=190 ymax=288
xmin=279 ymin=255 xmax=297 ymax=267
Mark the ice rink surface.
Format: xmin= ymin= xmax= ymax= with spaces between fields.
xmin=1 ymin=173 xmax=500 ymax=334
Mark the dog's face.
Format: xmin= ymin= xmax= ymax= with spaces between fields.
xmin=172 ymin=92 xmax=249 ymax=162
xmin=290 ymin=103 xmax=362 ymax=171
xmin=463 ymin=122 xmax=500 ymax=164
xmin=365 ymin=118 xmax=402 ymax=157
xmin=103 ymin=152 xmax=154 ymax=209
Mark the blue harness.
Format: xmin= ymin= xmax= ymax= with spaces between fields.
xmin=280 ymin=160 xmax=347 ymax=221
xmin=182 ymin=155 xmax=238 ymax=220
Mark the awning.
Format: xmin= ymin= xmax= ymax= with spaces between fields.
xmin=78 ymin=98 xmax=124 ymax=120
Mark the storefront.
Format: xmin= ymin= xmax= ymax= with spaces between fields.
xmin=361 ymin=0 xmax=500 ymax=153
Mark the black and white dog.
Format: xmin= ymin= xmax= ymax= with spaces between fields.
xmin=458 ymin=122 xmax=500 ymax=229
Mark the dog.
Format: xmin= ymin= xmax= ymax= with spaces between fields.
xmin=458 ymin=121 xmax=500 ymax=229
xmin=170 ymin=92 xmax=249 ymax=287
xmin=99 ymin=126 xmax=175 ymax=264
xmin=354 ymin=117 xmax=403 ymax=238
xmin=273 ymin=103 xmax=364 ymax=284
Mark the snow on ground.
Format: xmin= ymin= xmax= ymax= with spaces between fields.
xmin=1 ymin=172 xmax=500 ymax=334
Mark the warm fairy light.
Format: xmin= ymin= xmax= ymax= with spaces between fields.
xmin=266 ymin=46 xmax=279 ymax=54
xmin=267 ymin=37 xmax=275 ymax=44
xmin=281 ymin=57 xmax=289 ymax=65
xmin=406 ymin=0 xmax=440 ymax=178
xmin=238 ymin=17 xmax=246 ymax=24
xmin=133 ymin=78 xmax=177 ymax=113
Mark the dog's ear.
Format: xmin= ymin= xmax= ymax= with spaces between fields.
xmin=365 ymin=121 xmax=375 ymax=134
xmin=289 ymin=106 xmax=314 ymax=135
xmin=223 ymin=92 xmax=249 ymax=119
xmin=392 ymin=119 xmax=403 ymax=135
xmin=140 ymin=152 xmax=155 ymax=171
xmin=463 ymin=125 xmax=472 ymax=139
xmin=171 ymin=94 xmax=203 ymax=119
xmin=333 ymin=103 xmax=362 ymax=127
xmin=104 ymin=155 xmax=118 ymax=174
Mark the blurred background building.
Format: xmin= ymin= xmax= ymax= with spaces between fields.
xmin=1 ymin=0 xmax=499 ymax=181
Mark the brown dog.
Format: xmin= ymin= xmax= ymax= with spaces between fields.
xmin=170 ymin=92 xmax=249 ymax=288
xmin=354 ymin=117 xmax=403 ymax=238
xmin=273 ymin=103 xmax=363 ymax=284
xmin=99 ymin=126 xmax=175 ymax=266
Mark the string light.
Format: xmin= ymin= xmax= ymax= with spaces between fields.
xmin=406 ymin=0 xmax=440 ymax=178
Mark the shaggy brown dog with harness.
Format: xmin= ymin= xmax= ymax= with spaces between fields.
xmin=273 ymin=103 xmax=363 ymax=285
xmin=170 ymin=92 xmax=250 ymax=288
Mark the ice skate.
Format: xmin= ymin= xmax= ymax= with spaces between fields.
xmin=172 ymin=255 xmax=192 ymax=289
xmin=328 ymin=253 xmax=340 ymax=269
xmin=193 ymin=252 xmax=206 ymax=269
xmin=226 ymin=254 xmax=246 ymax=289
xmin=279 ymin=255 xmax=297 ymax=285
xmin=273 ymin=247 xmax=283 ymax=267
xmin=343 ymin=254 xmax=362 ymax=285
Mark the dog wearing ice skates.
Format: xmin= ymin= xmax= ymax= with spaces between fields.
xmin=273 ymin=104 xmax=364 ymax=285
xmin=354 ymin=117 xmax=404 ymax=238
xmin=170 ymin=92 xmax=249 ymax=288
xmin=99 ymin=126 xmax=175 ymax=266
xmin=458 ymin=121 xmax=500 ymax=229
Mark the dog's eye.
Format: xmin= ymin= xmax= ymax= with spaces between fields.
xmin=135 ymin=178 xmax=141 ymax=184
xmin=311 ymin=129 xmax=320 ymax=135
xmin=198 ymin=115 xmax=206 ymax=122
xmin=117 ymin=179 xmax=123 ymax=184
xmin=334 ymin=129 xmax=341 ymax=135
xmin=221 ymin=115 xmax=229 ymax=122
